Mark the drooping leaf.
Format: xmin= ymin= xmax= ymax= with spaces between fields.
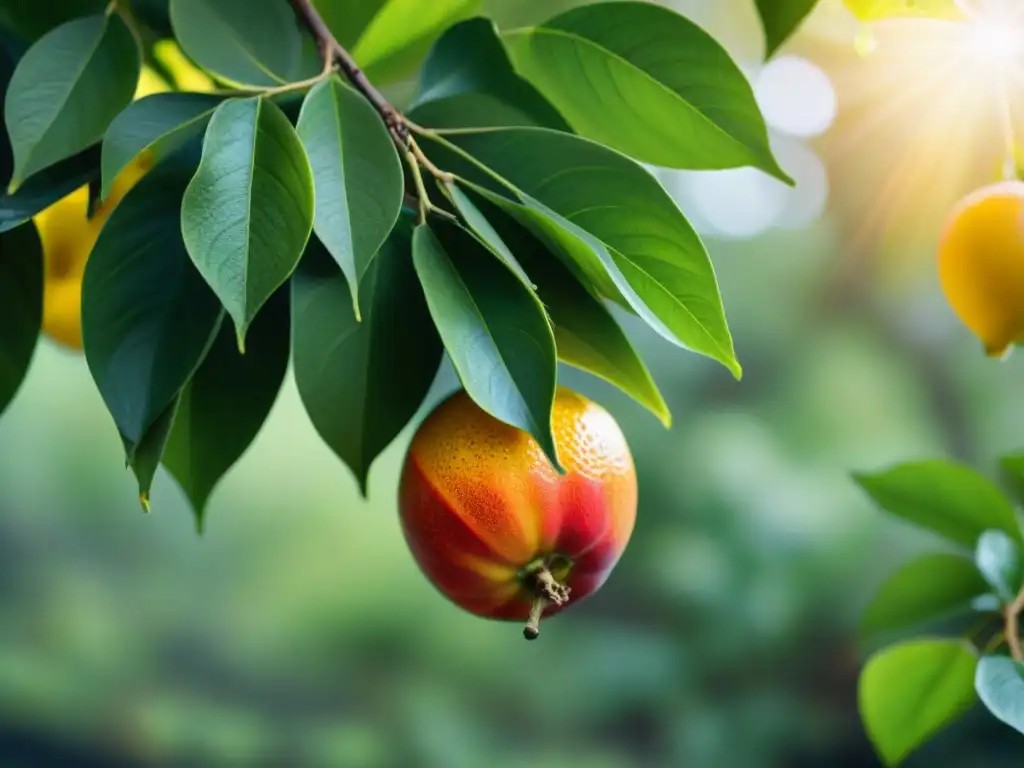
xmin=169 ymin=0 xmax=317 ymax=87
xmin=82 ymin=144 xmax=223 ymax=447
xmin=976 ymin=530 xmax=1024 ymax=602
xmin=411 ymin=221 xmax=561 ymax=470
xmin=0 ymin=221 xmax=42 ymax=417
xmin=854 ymin=460 xmax=1023 ymax=548
xmin=101 ymin=92 xmax=225 ymax=202
xmin=859 ymin=639 xmax=977 ymax=767
xmin=859 ymin=553 xmax=989 ymax=639
xmin=0 ymin=0 xmax=106 ymax=43
xmin=181 ymin=96 xmax=314 ymax=349
xmin=842 ymin=0 xmax=963 ymax=21
xmin=163 ymin=287 xmax=290 ymax=529
xmin=296 ymin=76 xmax=403 ymax=321
xmin=421 ymin=128 xmax=741 ymax=378
xmin=446 ymin=184 xmax=531 ymax=284
xmin=976 ymin=655 xmax=1024 ymax=736
xmin=501 ymin=2 xmax=789 ymax=181
xmin=352 ymin=0 xmax=480 ymax=84
xmin=293 ymin=226 xmax=443 ymax=495
xmin=4 ymin=13 xmax=139 ymax=190
xmin=453 ymin=187 xmax=670 ymax=426
xmin=756 ymin=0 xmax=819 ymax=58
xmin=999 ymin=453 xmax=1024 ymax=508
xmin=0 ymin=144 xmax=100 ymax=233
xmin=408 ymin=17 xmax=570 ymax=131
xmin=126 ymin=395 xmax=182 ymax=512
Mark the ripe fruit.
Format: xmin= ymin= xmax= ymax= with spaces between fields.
xmin=938 ymin=181 xmax=1024 ymax=358
xmin=398 ymin=387 xmax=637 ymax=640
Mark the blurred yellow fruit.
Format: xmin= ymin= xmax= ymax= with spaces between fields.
xmin=135 ymin=65 xmax=171 ymax=99
xmin=938 ymin=181 xmax=1024 ymax=358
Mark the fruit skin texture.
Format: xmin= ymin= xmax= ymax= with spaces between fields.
xmin=398 ymin=387 xmax=637 ymax=626
xmin=938 ymin=180 xmax=1024 ymax=358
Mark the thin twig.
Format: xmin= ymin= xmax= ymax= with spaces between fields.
xmin=409 ymin=137 xmax=453 ymax=184
xmin=406 ymin=151 xmax=431 ymax=225
xmin=1005 ymin=588 xmax=1024 ymax=661
xmin=260 ymin=53 xmax=334 ymax=97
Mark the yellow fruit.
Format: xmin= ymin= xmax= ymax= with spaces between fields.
xmin=938 ymin=181 xmax=1024 ymax=358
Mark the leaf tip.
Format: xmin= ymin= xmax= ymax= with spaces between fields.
xmin=139 ymin=492 xmax=151 ymax=513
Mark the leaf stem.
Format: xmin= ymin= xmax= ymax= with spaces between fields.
xmin=406 ymin=151 xmax=431 ymax=225
xmin=260 ymin=53 xmax=334 ymax=98
xmin=1004 ymin=587 xmax=1024 ymax=661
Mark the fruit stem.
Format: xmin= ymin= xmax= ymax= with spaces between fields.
xmin=522 ymin=566 xmax=570 ymax=641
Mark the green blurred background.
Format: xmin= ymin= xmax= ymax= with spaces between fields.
xmin=4 ymin=0 xmax=1024 ymax=765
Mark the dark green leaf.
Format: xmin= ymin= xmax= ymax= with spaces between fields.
xmin=0 ymin=29 xmax=22 ymax=191
xmin=296 ymin=76 xmax=403 ymax=321
xmin=127 ymin=395 xmax=181 ymax=512
xmin=4 ymin=13 xmax=139 ymax=190
xmin=454 ymin=187 xmax=670 ymax=426
xmin=976 ymin=655 xmax=1024 ymax=735
xmin=859 ymin=553 xmax=989 ymax=639
xmin=408 ymin=17 xmax=569 ymax=131
xmin=421 ymin=128 xmax=741 ymax=378
xmin=756 ymin=0 xmax=818 ymax=58
xmin=446 ymin=184 xmax=531 ymax=284
xmin=101 ymin=91 xmax=225 ymax=201
xmin=293 ymin=225 xmax=442 ymax=495
xmin=502 ymin=2 xmax=789 ymax=181
xmin=999 ymin=453 xmax=1024 ymax=508
xmin=313 ymin=0 xmax=387 ymax=49
xmin=859 ymin=639 xmax=977 ymax=767
xmin=854 ymin=460 xmax=1023 ymax=548
xmin=0 ymin=0 xmax=105 ymax=42
xmin=976 ymin=530 xmax=1023 ymax=602
xmin=163 ymin=287 xmax=290 ymax=529
xmin=352 ymin=0 xmax=480 ymax=84
xmin=411 ymin=220 xmax=560 ymax=470
xmin=181 ymin=96 xmax=314 ymax=349
xmin=169 ymin=0 xmax=317 ymax=87
xmin=0 ymin=221 xmax=42 ymax=417
xmin=0 ymin=144 xmax=100 ymax=233
xmin=82 ymin=144 xmax=223 ymax=447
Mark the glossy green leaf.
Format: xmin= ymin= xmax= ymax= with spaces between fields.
xmin=0 ymin=221 xmax=42 ymax=418
xmin=82 ymin=145 xmax=223 ymax=447
xmin=0 ymin=0 xmax=105 ymax=44
xmin=976 ymin=530 xmax=1023 ymax=602
xmin=411 ymin=221 xmax=561 ymax=471
xmin=999 ymin=453 xmax=1024 ymax=508
xmin=296 ymin=76 xmax=403 ymax=321
xmin=0 ymin=145 xmax=100 ymax=233
xmin=976 ymin=655 xmax=1024 ymax=735
xmin=127 ymin=395 xmax=182 ymax=512
xmin=859 ymin=639 xmax=977 ymax=767
xmin=446 ymin=184 xmax=531 ymax=284
xmin=169 ymin=0 xmax=316 ymax=87
xmin=756 ymin=0 xmax=819 ymax=58
xmin=101 ymin=92 xmax=225 ymax=202
xmin=843 ymin=0 xmax=963 ymax=21
xmin=352 ymin=0 xmax=480 ymax=84
xmin=4 ymin=13 xmax=139 ymax=190
xmin=408 ymin=17 xmax=570 ymax=131
xmin=860 ymin=553 xmax=989 ymax=639
xmin=854 ymin=460 xmax=1023 ymax=548
xmin=163 ymin=288 xmax=290 ymax=529
xmin=422 ymin=128 xmax=741 ymax=378
xmin=454 ymin=187 xmax=670 ymax=426
xmin=293 ymin=226 xmax=443 ymax=495
xmin=502 ymin=2 xmax=789 ymax=180
xmin=182 ymin=96 xmax=314 ymax=349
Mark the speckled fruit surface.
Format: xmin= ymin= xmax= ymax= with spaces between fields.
xmin=398 ymin=387 xmax=637 ymax=637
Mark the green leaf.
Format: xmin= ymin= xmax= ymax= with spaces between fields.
xmin=859 ymin=639 xmax=977 ymax=767
xmin=411 ymin=220 xmax=561 ymax=471
xmin=0 ymin=144 xmax=100 ymax=233
xmin=454 ymin=187 xmax=670 ymax=427
xmin=181 ymin=96 xmax=314 ymax=349
xmin=352 ymin=0 xmax=480 ymax=84
xmin=408 ymin=17 xmax=570 ymax=131
xmin=0 ymin=221 xmax=42 ymax=418
xmin=0 ymin=0 xmax=106 ymax=43
xmin=169 ymin=0 xmax=316 ymax=87
xmin=860 ymin=553 xmax=989 ymax=639
xmin=842 ymin=0 xmax=963 ymax=21
xmin=4 ymin=13 xmax=138 ymax=191
xmin=976 ymin=530 xmax=1023 ymax=602
xmin=312 ymin=0 xmax=387 ymax=49
xmin=163 ymin=287 xmax=290 ymax=529
xmin=501 ymin=2 xmax=789 ymax=181
xmin=293 ymin=226 xmax=443 ymax=495
xmin=127 ymin=395 xmax=181 ymax=512
xmin=446 ymin=184 xmax=531 ymax=284
xmin=0 ymin=29 xmax=22 ymax=191
xmin=101 ymin=92 xmax=225 ymax=202
xmin=82 ymin=144 xmax=223 ymax=447
xmin=421 ymin=128 xmax=741 ymax=378
xmin=756 ymin=0 xmax=819 ymax=58
xmin=999 ymin=453 xmax=1024 ymax=508
xmin=975 ymin=655 xmax=1024 ymax=735
xmin=296 ymin=76 xmax=403 ymax=321
xmin=854 ymin=460 xmax=1023 ymax=548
